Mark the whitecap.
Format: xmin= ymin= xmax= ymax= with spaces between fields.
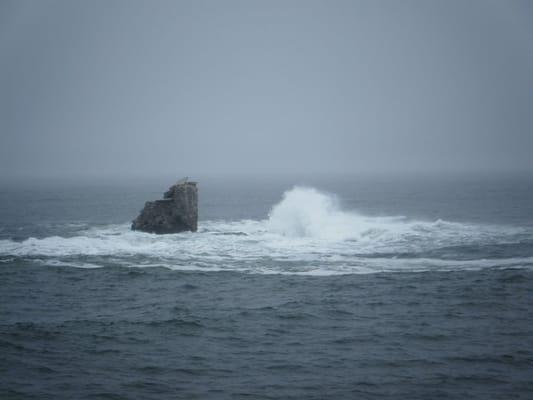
xmin=0 ymin=186 xmax=531 ymax=275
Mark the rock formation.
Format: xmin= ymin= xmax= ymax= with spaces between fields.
xmin=132 ymin=180 xmax=198 ymax=234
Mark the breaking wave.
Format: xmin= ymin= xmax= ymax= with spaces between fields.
xmin=1 ymin=187 xmax=532 ymax=275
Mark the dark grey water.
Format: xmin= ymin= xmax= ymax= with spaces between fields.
xmin=1 ymin=176 xmax=533 ymax=399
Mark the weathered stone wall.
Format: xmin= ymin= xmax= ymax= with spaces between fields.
xmin=132 ymin=182 xmax=198 ymax=234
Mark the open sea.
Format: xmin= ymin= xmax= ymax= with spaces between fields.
xmin=1 ymin=175 xmax=532 ymax=399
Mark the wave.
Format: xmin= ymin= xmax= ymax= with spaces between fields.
xmin=1 ymin=187 xmax=532 ymax=275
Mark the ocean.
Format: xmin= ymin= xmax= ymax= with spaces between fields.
xmin=1 ymin=175 xmax=532 ymax=399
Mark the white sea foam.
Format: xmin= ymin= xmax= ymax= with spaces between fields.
xmin=1 ymin=187 xmax=532 ymax=275
xmin=38 ymin=259 xmax=103 ymax=269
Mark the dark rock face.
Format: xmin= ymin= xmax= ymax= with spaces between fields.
xmin=132 ymin=181 xmax=198 ymax=234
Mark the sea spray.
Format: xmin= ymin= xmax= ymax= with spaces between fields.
xmin=0 ymin=187 xmax=531 ymax=275
xmin=267 ymin=187 xmax=349 ymax=239
xmin=267 ymin=186 xmax=401 ymax=241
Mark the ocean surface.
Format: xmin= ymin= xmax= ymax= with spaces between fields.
xmin=1 ymin=175 xmax=533 ymax=399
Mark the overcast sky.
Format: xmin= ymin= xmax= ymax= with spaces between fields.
xmin=1 ymin=0 xmax=532 ymax=180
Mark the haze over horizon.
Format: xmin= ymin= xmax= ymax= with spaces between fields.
xmin=1 ymin=0 xmax=532 ymax=181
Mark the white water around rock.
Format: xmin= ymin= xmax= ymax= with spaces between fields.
xmin=1 ymin=187 xmax=532 ymax=275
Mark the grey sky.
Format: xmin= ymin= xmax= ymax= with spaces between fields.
xmin=1 ymin=0 xmax=532 ymax=180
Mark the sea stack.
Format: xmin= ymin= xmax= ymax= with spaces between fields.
xmin=132 ymin=179 xmax=198 ymax=234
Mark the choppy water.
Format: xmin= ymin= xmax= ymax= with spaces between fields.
xmin=1 ymin=176 xmax=533 ymax=399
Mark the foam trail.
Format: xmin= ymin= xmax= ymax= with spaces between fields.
xmin=0 ymin=186 xmax=532 ymax=275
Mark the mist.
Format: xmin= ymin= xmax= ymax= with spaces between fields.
xmin=1 ymin=0 xmax=532 ymax=181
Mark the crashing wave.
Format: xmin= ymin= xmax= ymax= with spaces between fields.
xmin=0 ymin=187 xmax=532 ymax=275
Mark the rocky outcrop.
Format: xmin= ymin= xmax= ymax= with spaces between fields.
xmin=132 ymin=181 xmax=198 ymax=234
